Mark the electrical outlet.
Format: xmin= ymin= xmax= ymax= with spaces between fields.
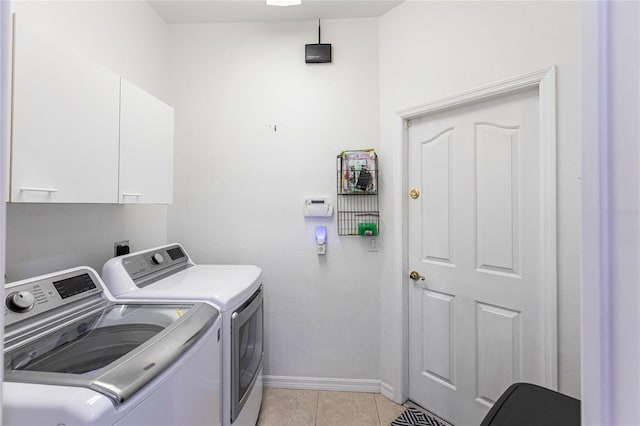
xmin=114 ymin=240 xmax=130 ymax=257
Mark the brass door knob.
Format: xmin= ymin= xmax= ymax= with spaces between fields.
xmin=409 ymin=271 xmax=425 ymax=281
xmin=409 ymin=188 xmax=420 ymax=199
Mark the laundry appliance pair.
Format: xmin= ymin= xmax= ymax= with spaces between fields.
xmin=3 ymin=244 xmax=263 ymax=426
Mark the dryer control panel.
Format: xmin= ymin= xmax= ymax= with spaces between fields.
xmin=122 ymin=244 xmax=190 ymax=285
xmin=4 ymin=268 xmax=104 ymax=327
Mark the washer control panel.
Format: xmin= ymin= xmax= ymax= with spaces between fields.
xmin=122 ymin=244 xmax=189 ymax=283
xmin=4 ymin=269 xmax=103 ymax=326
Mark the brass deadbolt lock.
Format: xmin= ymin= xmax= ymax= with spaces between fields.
xmin=410 ymin=188 xmax=420 ymax=199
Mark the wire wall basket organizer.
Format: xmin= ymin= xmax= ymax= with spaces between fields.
xmin=336 ymin=150 xmax=379 ymax=236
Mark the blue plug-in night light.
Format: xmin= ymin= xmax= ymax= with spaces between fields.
xmin=315 ymin=226 xmax=327 ymax=245
xmin=315 ymin=226 xmax=327 ymax=255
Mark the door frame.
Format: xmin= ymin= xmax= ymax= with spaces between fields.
xmin=0 ymin=0 xmax=9 ymax=414
xmin=391 ymin=67 xmax=557 ymax=403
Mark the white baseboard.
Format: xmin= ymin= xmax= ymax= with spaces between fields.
xmin=379 ymin=381 xmax=394 ymax=400
xmin=263 ymin=375 xmax=395 ymax=397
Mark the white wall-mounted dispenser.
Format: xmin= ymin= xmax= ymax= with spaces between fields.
xmin=304 ymin=197 xmax=333 ymax=217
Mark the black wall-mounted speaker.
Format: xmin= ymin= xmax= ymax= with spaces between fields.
xmin=305 ymin=43 xmax=332 ymax=64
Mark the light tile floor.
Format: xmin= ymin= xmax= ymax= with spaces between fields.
xmin=257 ymin=388 xmax=406 ymax=426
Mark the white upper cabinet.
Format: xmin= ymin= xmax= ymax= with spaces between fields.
xmin=118 ymin=79 xmax=174 ymax=204
xmin=10 ymin=17 xmax=120 ymax=203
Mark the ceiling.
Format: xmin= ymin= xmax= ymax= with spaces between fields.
xmin=147 ymin=0 xmax=404 ymax=24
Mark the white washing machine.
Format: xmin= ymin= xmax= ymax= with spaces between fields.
xmin=102 ymin=244 xmax=263 ymax=426
xmin=3 ymin=266 xmax=222 ymax=426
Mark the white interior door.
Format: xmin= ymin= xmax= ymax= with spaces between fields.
xmin=408 ymin=88 xmax=553 ymax=426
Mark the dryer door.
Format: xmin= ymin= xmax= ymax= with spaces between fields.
xmin=231 ymin=286 xmax=264 ymax=423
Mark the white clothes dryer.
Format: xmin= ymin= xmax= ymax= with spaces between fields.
xmin=102 ymin=244 xmax=263 ymax=426
xmin=3 ymin=266 xmax=222 ymax=426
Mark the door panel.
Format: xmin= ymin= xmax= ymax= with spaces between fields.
xmin=421 ymin=289 xmax=456 ymax=388
xmin=421 ymin=129 xmax=455 ymax=265
xmin=408 ymin=88 xmax=549 ymax=426
xmin=475 ymin=302 xmax=521 ymax=407
xmin=475 ymin=124 xmax=519 ymax=274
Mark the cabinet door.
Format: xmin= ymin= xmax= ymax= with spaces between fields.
xmin=119 ymin=79 xmax=174 ymax=204
xmin=10 ymin=17 xmax=120 ymax=203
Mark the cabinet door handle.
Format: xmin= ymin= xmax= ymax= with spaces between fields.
xmin=20 ymin=187 xmax=58 ymax=193
xmin=121 ymin=193 xmax=143 ymax=197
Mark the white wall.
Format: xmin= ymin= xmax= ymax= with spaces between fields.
xmin=582 ymin=2 xmax=640 ymax=424
xmin=167 ymin=19 xmax=382 ymax=381
xmin=378 ymin=1 xmax=581 ymax=398
xmin=5 ymin=1 xmax=171 ymax=281
xmin=607 ymin=5 xmax=640 ymax=422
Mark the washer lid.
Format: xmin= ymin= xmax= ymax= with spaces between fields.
xmin=118 ymin=264 xmax=263 ymax=311
xmin=4 ymin=302 xmax=219 ymax=405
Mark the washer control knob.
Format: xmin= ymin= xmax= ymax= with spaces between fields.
xmin=151 ymin=253 xmax=165 ymax=265
xmin=6 ymin=291 xmax=36 ymax=313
